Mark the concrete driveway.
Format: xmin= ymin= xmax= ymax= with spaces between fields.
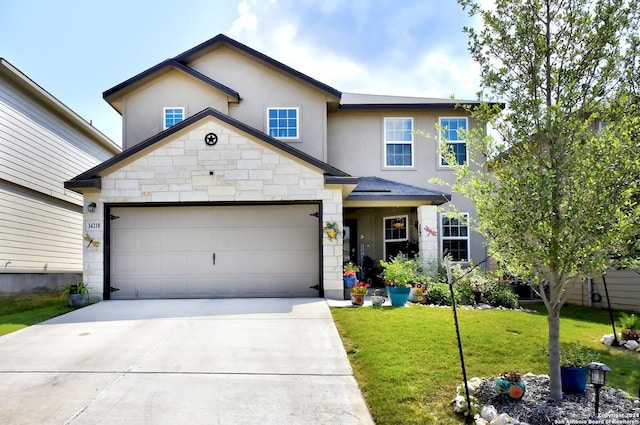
xmin=0 ymin=298 xmax=374 ymax=425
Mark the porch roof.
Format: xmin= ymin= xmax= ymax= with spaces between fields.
xmin=344 ymin=177 xmax=451 ymax=207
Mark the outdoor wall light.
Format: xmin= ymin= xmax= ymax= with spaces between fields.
xmin=588 ymin=362 xmax=611 ymax=416
xmin=87 ymin=202 xmax=97 ymax=213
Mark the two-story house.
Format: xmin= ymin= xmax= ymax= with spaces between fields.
xmin=65 ymin=34 xmax=486 ymax=301
xmin=1 ymin=58 xmax=121 ymax=295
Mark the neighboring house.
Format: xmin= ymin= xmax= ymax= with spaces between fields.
xmin=65 ymin=34 xmax=487 ymax=301
xmin=0 ymin=58 xmax=121 ymax=295
xmin=565 ymin=271 xmax=640 ymax=313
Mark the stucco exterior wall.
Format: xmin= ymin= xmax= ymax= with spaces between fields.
xmin=84 ymin=117 xmax=344 ymax=301
xmin=329 ymin=109 xmax=487 ymax=268
xmin=122 ymin=70 xmax=230 ymax=149
xmin=189 ymin=48 xmax=330 ymax=161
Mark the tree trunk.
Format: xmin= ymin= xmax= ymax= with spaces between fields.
xmin=548 ymin=309 xmax=562 ymax=401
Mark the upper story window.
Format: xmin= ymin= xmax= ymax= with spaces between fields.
xmin=439 ymin=117 xmax=468 ymax=166
xmin=268 ymin=107 xmax=299 ymax=139
xmin=441 ymin=213 xmax=469 ymax=262
xmin=164 ymin=107 xmax=184 ymax=130
xmin=384 ymin=117 xmax=414 ymax=167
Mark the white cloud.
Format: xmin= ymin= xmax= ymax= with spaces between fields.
xmin=227 ymin=0 xmax=481 ymax=99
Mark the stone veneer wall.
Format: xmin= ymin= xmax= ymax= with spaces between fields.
xmin=417 ymin=205 xmax=440 ymax=276
xmin=82 ymin=119 xmax=344 ymax=301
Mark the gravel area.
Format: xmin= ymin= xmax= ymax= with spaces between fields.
xmin=473 ymin=374 xmax=640 ymax=424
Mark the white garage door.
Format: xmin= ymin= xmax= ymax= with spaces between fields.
xmin=109 ymin=204 xmax=320 ymax=299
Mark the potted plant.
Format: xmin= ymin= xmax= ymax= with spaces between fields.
xmin=63 ymin=281 xmax=89 ymax=307
xmin=343 ymin=262 xmax=360 ymax=288
xmin=495 ymin=371 xmax=526 ymax=400
xmin=371 ymin=289 xmax=386 ymax=306
xmin=559 ymin=343 xmax=599 ymax=394
xmin=413 ymin=284 xmax=428 ymax=304
xmin=350 ymin=281 xmax=370 ymax=306
xmin=379 ymin=254 xmax=415 ymax=306
xmin=618 ymin=313 xmax=640 ymax=341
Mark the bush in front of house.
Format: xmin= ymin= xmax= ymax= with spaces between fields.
xmin=428 ymin=259 xmax=519 ymax=308
xmin=486 ymin=286 xmax=519 ymax=309
xmin=426 ymin=282 xmax=462 ymax=306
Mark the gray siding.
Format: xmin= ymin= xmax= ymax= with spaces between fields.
xmin=0 ymin=60 xmax=119 ymax=291
xmin=0 ymin=77 xmax=113 ymax=206
xmin=566 ymin=270 xmax=640 ymax=313
xmin=0 ymin=181 xmax=82 ymax=272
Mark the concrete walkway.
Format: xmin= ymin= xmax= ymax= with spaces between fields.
xmin=0 ymin=298 xmax=374 ymax=425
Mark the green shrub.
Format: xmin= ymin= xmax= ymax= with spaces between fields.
xmin=617 ymin=313 xmax=640 ymax=330
xmin=456 ymin=283 xmax=475 ymax=305
xmin=379 ymin=253 xmax=416 ymax=286
xmin=426 ymin=282 xmax=461 ymax=306
xmin=559 ymin=342 xmax=599 ymax=368
xmin=486 ymin=287 xmax=519 ymax=309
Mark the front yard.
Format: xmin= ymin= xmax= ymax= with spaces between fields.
xmin=331 ymin=303 xmax=640 ymax=424
xmin=0 ymin=293 xmax=74 ymax=336
xmin=2 ymin=294 xmax=638 ymax=424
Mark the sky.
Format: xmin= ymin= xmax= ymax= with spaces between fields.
xmin=0 ymin=0 xmax=483 ymax=147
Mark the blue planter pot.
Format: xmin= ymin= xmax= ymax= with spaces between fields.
xmin=344 ymin=277 xmax=357 ymax=288
xmin=387 ymin=286 xmax=411 ymax=306
xmin=561 ymin=367 xmax=589 ymax=394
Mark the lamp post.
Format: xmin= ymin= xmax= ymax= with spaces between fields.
xmin=588 ymin=362 xmax=611 ymax=417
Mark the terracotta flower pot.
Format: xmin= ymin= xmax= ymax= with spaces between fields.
xmin=351 ymin=293 xmax=364 ymax=306
xmin=622 ymin=329 xmax=640 ymax=341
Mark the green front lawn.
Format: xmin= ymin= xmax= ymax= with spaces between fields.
xmin=0 ymin=293 xmax=75 ymax=336
xmin=331 ymin=303 xmax=640 ymax=425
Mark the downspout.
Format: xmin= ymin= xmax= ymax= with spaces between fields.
xmin=587 ymin=277 xmax=593 ymax=307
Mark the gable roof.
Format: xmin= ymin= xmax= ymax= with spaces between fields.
xmin=104 ymin=34 xmax=342 ymax=111
xmin=174 ymin=34 xmax=342 ymax=99
xmin=64 ymin=107 xmax=354 ymax=192
xmin=103 ymin=59 xmax=240 ymax=114
xmin=346 ymin=176 xmax=450 ymax=204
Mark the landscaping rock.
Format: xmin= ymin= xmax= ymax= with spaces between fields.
xmin=471 ymin=374 xmax=639 ymax=425
xmin=601 ymin=333 xmax=640 ymax=352
xmin=624 ymin=339 xmax=639 ymax=351
xmin=481 ymin=405 xmax=498 ymax=421
xmin=601 ymin=334 xmax=616 ymax=346
xmin=490 ymin=413 xmax=513 ymax=425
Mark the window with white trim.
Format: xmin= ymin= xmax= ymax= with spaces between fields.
xmin=383 ymin=215 xmax=409 ymax=261
xmin=163 ymin=107 xmax=184 ymax=129
xmin=268 ymin=107 xmax=299 ymax=139
xmin=384 ymin=117 xmax=413 ymax=167
xmin=441 ymin=213 xmax=469 ymax=262
xmin=384 ymin=216 xmax=408 ymax=242
xmin=439 ymin=117 xmax=467 ymax=166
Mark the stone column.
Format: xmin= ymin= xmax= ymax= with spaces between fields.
xmin=417 ymin=205 xmax=439 ymax=277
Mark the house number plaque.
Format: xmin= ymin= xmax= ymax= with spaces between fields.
xmin=85 ymin=221 xmax=102 ymax=231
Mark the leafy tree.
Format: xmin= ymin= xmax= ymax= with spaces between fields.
xmin=452 ymin=0 xmax=640 ymax=400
